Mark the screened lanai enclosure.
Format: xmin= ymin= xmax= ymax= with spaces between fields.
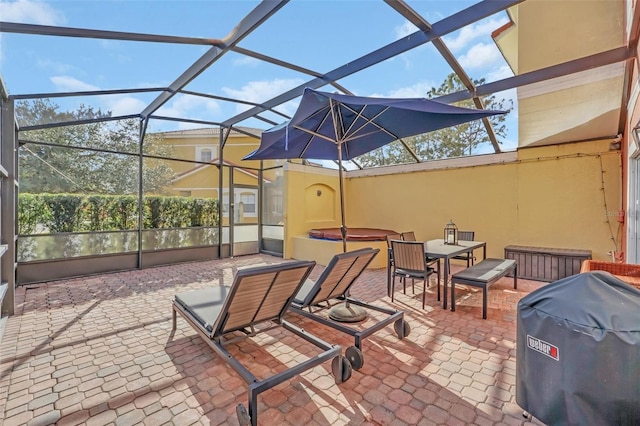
xmin=1 ymin=0 xmax=638 ymax=318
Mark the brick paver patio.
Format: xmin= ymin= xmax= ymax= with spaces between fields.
xmin=0 ymin=254 xmax=547 ymax=425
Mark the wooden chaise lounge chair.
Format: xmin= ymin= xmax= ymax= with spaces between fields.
xmin=172 ymin=260 xmax=351 ymax=426
xmin=290 ymin=248 xmax=411 ymax=371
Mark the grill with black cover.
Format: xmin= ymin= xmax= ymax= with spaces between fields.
xmin=516 ymin=271 xmax=640 ymax=425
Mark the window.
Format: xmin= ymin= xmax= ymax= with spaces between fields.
xmin=222 ymin=189 xmax=257 ymax=218
xmin=240 ymin=193 xmax=256 ymax=214
xmin=200 ymin=148 xmax=212 ymax=163
xmin=222 ymin=192 xmax=229 ymax=216
xmin=195 ymin=146 xmax=216 ymax=163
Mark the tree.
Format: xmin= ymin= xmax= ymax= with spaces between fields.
xmin=356 ymin=73 xmax=513 ymax=167
xmin=16 ymin=99 xmax=175 ymax=194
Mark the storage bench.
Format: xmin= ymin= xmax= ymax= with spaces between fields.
xmin=504 ymin=245 xmax=590 ymax=281
xmin=451 ymin=258 xmax=517 ymax=319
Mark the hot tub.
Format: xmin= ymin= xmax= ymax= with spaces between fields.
xmin=309 ymin=227 xmax=398 ymax=242
xmin=294 ymin=228 xmax=395 ymax=269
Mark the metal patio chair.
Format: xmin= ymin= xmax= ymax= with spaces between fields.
xmin=451 ymin=230 xmax=476 ymax=267
xmin=398 ymin=231 xmax=441 ymax=287
xmin=391 ymin=240 xmax=439 ymax=309
xmin=385 ymin=233 xmax=403 ymax=296
xmin=400 ymin=231 xmax=416 ymax=241
xmin=172 ymin=261 xmax=351 ymax=426
xmin=290 ymin=248 xmax=410 ymax=370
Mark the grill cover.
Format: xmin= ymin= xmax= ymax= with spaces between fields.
xmin=516 ymin=271 xmax=640 ymax=425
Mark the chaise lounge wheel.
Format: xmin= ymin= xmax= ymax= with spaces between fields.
xmin=236 ymin=404 xmax=251 ymax=425
xmin=394 ymin=318 xmax=411 ymax=339
xmin=332 ymin=355 xmax=352 ymax=384
xmin=345 ymin=346 xmax=364 ymax=370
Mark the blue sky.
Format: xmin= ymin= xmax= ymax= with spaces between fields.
xmin=0 ymin=0 xmax=518 ymax=151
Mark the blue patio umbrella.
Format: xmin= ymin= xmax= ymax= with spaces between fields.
xmin=244 ymin=87 xmax=505 ymax=252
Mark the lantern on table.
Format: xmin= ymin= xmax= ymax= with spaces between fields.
xmin=444 ymin=219 xmax=458 ymax=245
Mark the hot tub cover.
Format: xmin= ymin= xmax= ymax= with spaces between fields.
xmin=309 ymin=227 xmax=398 ymax=242
xmin=516 ymin=271 xmax=640 ymax=425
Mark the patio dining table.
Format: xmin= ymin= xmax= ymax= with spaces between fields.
xmin=424 ymin=239 xmax=487 ymax=310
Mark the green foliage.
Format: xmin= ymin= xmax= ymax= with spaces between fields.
xmin=144 ymin=196 xmax=218 ymax=229
xmin=15 ymin=100 xmax=219 ymax=237
xmin=106 ymin=195 xmax=139 ymax=230
xmin=85 ymin=195 xmax=110 ymax=231
xmin=356 ymin=73 xmax=513 ymax=167
xmin=43 ymin=194 xmax=85 ymax=233
xmin=146 ymin=197 xmax=164 ymax=229
xmin=189 ymin=198 xmax=218 ymax=227
xmin=17 ymin=193 xmax=219 ymax=235
xmin=16 ymin=99 xmax=176 ymax=195
xmin=158 ymin=197 xmax=190 ymax=228
xmin=17 ymin=194 xmax=50 ymax=234
xmin=85 ymin=195 xmax=140 ymax=230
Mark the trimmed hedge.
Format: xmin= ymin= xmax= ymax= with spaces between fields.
xmin=18 ymin=193 xmax=219 ymax=235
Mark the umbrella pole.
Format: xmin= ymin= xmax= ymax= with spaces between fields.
xmin=328 ymin=137 xmax=367 ymax=324
xmin=329 ymin=97 xmax=348 ymax=254
xmin=338 ymin=149 xmax=347 ymax=254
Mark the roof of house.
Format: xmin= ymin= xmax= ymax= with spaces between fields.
xmin=172 ymin=158 xmax=273 ymax=184
xmin=159 ymin=126 xmax=262 ymax=139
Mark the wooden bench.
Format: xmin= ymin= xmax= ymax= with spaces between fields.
xmin=451 ymin=258 xmax=517 ymax=319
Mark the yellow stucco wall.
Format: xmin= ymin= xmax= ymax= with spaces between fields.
xmin=518 ymin=77 xmax=624 ymax=147
xmin=160 ymin=130 xmax=263 ymax=196
xmin=516 ymin=0 xmax=624 ymax=74
xmin=155 ymin=130 xmax=265 ymax=227
xmin=493 ymin=0 xmax=626 ymax=149
xmin=164 ymin=132 xmax=260 ymax=162
xmin=170 ymin=166 xmax=219 ymax=198
xmin=284 ymin=164 xmax=341 ymax=243
xmin=284 ymin=140 xmax=621 ymax=266
xmin=283 ymin=163 xmax=391 ymax=268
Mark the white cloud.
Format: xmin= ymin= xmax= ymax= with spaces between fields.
xmin=99 ymin=40 xmax=120 ymax=50
xmin=387 ymin=82 xmax=434 ymax=98
xmin=458 ymin=43 xmax=502 ymax=69
xmin=51 ymin=75 xmax=98 ymax=92
xmin=369 ymin=81 xmax=435 ymax=99
xmin=156 ymin=94 xmax=221 ymax=120
xmin=222 ymin=78 xmax=305 ymax=116
xmin=443 ymin=17 xmax=508 ymax=51
xmin=0 ymin=1 xmax=65 ymax=64
xmin=394 ymin=20 xmax=418 ymax=40
xmin=0 ymin=0 xmax=65 ymax=25
xmin=48 ymin=76 xmax=223 ymax=123
xmin=223 ymin=79 xmax=303 ymax=104
xmin=392 ymin=20 xmax=422 ymax=70
xmin=106 ymin=96 xmax=146 ymax=116
xmin=176 ymin=121 xmax=204 ymax=131
xmin=232 ymin=56 xmax=260 ymax=67
xmin=487 ymin=64 xmax=514 ymax=81
xmin=50 ymin=75 xmax=149 ymax=116
xmin=36 ymin=59 xmax=78 ymax=74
